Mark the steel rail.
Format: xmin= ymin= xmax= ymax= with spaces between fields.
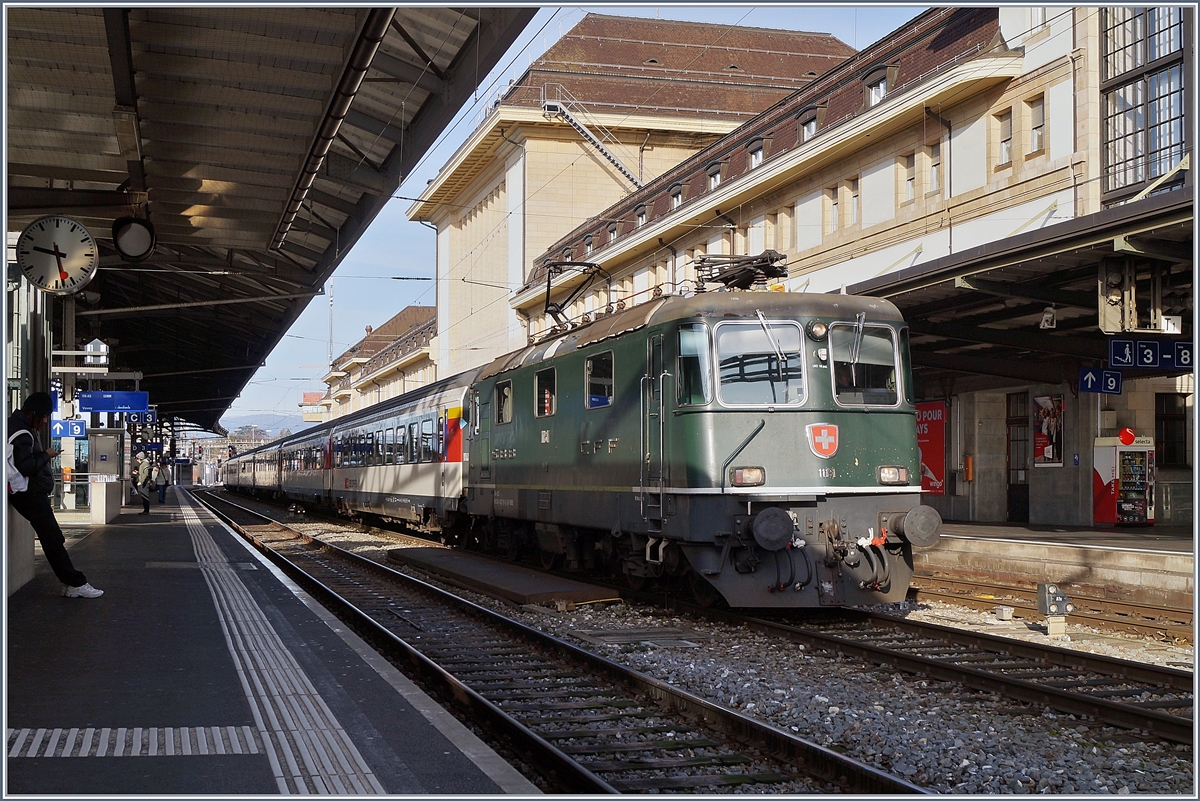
xmin=193 ymin=488 xmax=928 ymax=795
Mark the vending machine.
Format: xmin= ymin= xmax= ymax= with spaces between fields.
xmin=1093 ymin=433 xmax=1156 ymax=525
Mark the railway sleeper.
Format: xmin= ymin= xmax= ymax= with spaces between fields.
xmin=500 ymin=699 xmax=644 ymax=712
xmin=610 ymin=772 xmax=791 ymax=792
xmin=539 ymin=724 xmax=691 ymax=740
xmin=559 ymin=738 xmax=720 ymax=754
xmin=484 ymin=688 xmax=621 ymax=701
xmin=583 ymin=753 xmax=752 ymax=771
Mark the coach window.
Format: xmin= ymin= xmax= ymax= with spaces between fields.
xmin=715 ymin=321 xmax=805 ymax=406
xmin=382 ymin=428 xmax=393 ymax=464
xmin=496 ymin=381 xmax=513 ymax=424
xmin=829 ymin=322 xmax=899 ymax=406
xmin=677 ymin=324 xmax=713 ymax=405
xmin=437 ymin=415 xmax=446 ymax=458
xmin=585 ymin=351 xmax=614 ymax=408
xmin=407 ymin=422 xmax=418 ymax=463
xmin=396 ymin=425 xmax=407 ymax=464
xmin=535 ymin=368 xmax=556 ymax=417
xmin=421 ymin=419 xmax=435 ymax=462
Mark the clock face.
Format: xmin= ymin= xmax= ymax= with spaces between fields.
xmin=16 ymin=215 xmax=99 ymax=295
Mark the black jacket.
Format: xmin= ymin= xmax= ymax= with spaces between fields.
xmin=7 ymin=409 xmax=54 ymax=496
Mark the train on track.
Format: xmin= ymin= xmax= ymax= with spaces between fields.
xmin=223 ymin=290 xmax=941 ymax=607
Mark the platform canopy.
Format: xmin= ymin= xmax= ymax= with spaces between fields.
xmin=7 ymin=6 xmax=535 ymax=431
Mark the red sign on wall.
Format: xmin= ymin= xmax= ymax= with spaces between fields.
xmin=915 ymin=401 xmax=947 ymax=495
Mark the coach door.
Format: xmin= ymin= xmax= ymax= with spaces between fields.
xmin=1006 ymin=392 xmax=1030 ymax=523
xmin=641 ymin=333 xmax=668 ymax=529
xmin=476 ymin=389 xmax=491 ymax=481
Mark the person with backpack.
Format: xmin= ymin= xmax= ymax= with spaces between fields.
xmin=6 ymin=392 xmax=103 ymax=598
xmin=134 ymin=452 xmax=153 ymax=514
xmin=154 ymin=459 xmax=171 ymax=503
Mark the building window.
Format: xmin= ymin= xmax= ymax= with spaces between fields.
xmin=1156 ymin=393 xmax=1189 ymax=467
xmin=1030 ymin=7 xmax=1046 ymax=31
xmin=748 ymin=138 xmax=765 ymax=169
xmin=1029 ymin=96 xmax=1045 ymax=153
xmin=635 ymin=204 xmax=647 ymax=228
xmin=849 ymin=178 xmax=859 ymax=225
xmin=607 ymin=223 xmax=617 ymax=244
xmin=997 ymin=110 xmax=1013 ymax=166
xmin=867 ymin=75 xmax=887 ymax=106
xmin=826 ymin=187 xmax=839 ymax=233
xmin=584 ymin=234 xmax=593 ymax=255
xmin=535 ymin=368 xmax=556 ymax=417
xmin=1102 ymin=8 xmax=1187 ymax=199
xmin=929 ymin=143 xmax=941 ymax=193
xmin=801 ymin=117 xmax=817 ymax=142
xmin=904 ymin=154 xmax=916 ymax=201
xmin=669 ymin=182 xmax=683 ymax=209
xmin=706 ymin=161 xmax=723 ymax=190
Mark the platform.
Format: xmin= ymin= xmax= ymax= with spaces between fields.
xmin=915 ymin=521 xmax=1195 ymax=609
xmin=5 ymin=488 xmax=538 ymax=795
xmin=387 ymin=547 xmax=620 ymax=607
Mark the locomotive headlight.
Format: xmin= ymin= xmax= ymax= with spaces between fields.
xmin=805 ymin=320 xmax=828 ymax=341
xmin=730 ymin=466 xmax=766 ymax=487
xmin=878 ymin=466 xmax=910 ymax=485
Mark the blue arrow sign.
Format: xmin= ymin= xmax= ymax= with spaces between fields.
xmin=77 ymin=391 xmax=148 ymax=412
xmin=50 ymin=419 xmax=87 ymax=438
xmin=1079 ymin=368 xmax=1122 ymax=395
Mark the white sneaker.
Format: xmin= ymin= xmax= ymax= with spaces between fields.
xmin=62 ymin=583 xmax=104 ymax=599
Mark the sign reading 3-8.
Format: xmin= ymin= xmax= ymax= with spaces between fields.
xmin=16 ymin=215 xmax=100 ymax=295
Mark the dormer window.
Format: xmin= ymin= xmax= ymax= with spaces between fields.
xmin=706 ymin=161 xmax=723 ymax=190
xmin=584 ymin=234 xmax=594 ymax=255
xmin=607 ymin=222 xmax=618 ymax=243
xmin=862 ymin=65 xmax=896 ymax=109
xmin=563 ymin=247 xmax=573 ymax=261
xmin=669 ymin=182 xmax=684 ymax=209
xmin=635 ymin=204 xmax=647 ymax=228
xmin=747 ymin=137 xmax=765 ymax=169
xmin=801 ymin=117 xmax=817 ymax=142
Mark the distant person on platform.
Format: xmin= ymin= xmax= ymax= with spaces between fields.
xmin=6 ymin=392 xmax=103 ymax=598
xmin=135 ymin=452 xmax=153 ymax=514
xmin=154 ymin=459 xmax=171 ymax=503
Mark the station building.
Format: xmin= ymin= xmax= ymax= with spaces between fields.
xmin=521 ymin=7 xmax=1194 ymax=528
xmin=406 ymin=14 xmax=856 ymax=376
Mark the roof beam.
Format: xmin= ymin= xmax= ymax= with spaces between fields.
xmin=102 ymin=8 xmax=146 ymax=193
xmin=909 ymin=321 xmax=1107 ymax=361
xmin=911 ymin=350 xmax=1075 ymax=383
xmin=76 ymin=291 xmax=321 ymax=319
xmin=953 ymin=276 xmax=1094 ymax=310
xmin=369 ymin=49 xmax=444 ymax=95
xmin=8 ymin=187 xmax=147 ymax=212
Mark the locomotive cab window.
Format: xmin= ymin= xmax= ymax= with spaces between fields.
xmin=829 ymin=322 xmax=899 ymax=406
xmin=585 ymin=352 xmax=614 ymax=408
xmin=714 ymin=321 xmax=805 ymax=406
xmin=535 ymin=368 xmax=556 ymax=417
xmin=495 ymin=381 xmax=513 ymax=424
xmin=677 ymin=324 xmax=713 ymax=405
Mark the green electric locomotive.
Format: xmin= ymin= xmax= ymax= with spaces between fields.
xmin=462 ymin=290 xmax=941 ymax=608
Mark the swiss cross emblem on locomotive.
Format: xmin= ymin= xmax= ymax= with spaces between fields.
xmin=806 ymin=423 xmax=839 ymax=459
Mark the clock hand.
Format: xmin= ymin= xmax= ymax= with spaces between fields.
xmin=32 ymin=246 xmax=59 ymax=256
xmin=52 ymin=243 xmax=69 ymax=281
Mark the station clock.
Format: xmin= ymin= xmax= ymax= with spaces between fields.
xmin=16 ymin=215 xmax=100 ymax=295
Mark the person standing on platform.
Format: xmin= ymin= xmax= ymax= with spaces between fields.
xmin=154 ymin=459 xmax=170 ymax=503
xmin=135 ymin=453 xmax=153 ymax=514
xmin=6 ymin=392 xmax=103 ymax=598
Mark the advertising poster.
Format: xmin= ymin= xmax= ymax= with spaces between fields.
xmin=915 ymin=401 xmax=947 ymax=494
xmin=1034 ymin=394 xmax=1064 ymax=467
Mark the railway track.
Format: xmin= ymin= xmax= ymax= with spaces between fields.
xmin=909 ymin=575 xmax=1194 ymax=644
xmin=191 ymin=489 xmax=925 ymax=794
xmin=684 ymin=605 xmax=1195 ymax=746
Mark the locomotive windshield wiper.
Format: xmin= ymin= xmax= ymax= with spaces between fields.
xmin=755 ymin=309 xmax=786 ymax=392
xmin=848 ymin=311 xmax=866 ymax=384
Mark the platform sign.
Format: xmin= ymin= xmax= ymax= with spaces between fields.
xmin=1109 ymin=337 xmax=1192 ymax=370
xmin=1079 ymin=367 xmax=1123 ymax=395
xmin=126 ymin=410 xmax=157 ymax=425
xmin=50 ymin=419 xmax=86 ymax=438
xmin=77 ymin=391 xmax=148 ymax=412
xmin=144 ymin=442 xmax=164 ymax=452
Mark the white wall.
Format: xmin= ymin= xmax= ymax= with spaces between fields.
xmin=950 ymin=113 xmax=986 ymax=196
xmin=999 ymin=7 xmax=1074 ymax=73
xmin=436 ymin=224 xmax=451 ymax=370
xmin=794 ymin=190 xmax=822 ymax=251
xmin=1047 ymin=79 xmax=1074 ymax=163
xmin=861 ymin=157 xmax=896 ymax=227
xmin=506 ymin=152 xmax=526 ymax=351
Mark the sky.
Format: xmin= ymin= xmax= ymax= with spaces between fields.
xmin=221 ymin=4 xmax=928 ymax=434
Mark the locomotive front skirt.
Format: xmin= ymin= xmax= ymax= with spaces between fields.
xmin=225 ymin=291 xmax=941 ymax=608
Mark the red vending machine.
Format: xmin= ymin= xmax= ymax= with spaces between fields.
xmin=1093 ymin=431 xmax=1156 ymax=525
